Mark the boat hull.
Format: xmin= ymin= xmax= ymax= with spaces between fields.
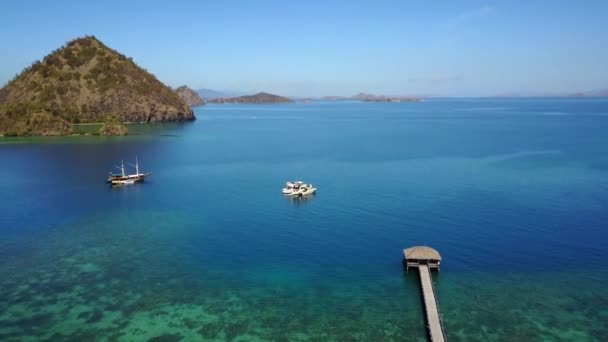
xmin=299 ymin=188 xmax=317 ymax=196
xmin=108 ymin=173 xmax=151 ymax=185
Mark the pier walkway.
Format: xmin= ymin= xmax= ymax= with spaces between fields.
xmin=403 ymin=246 xmax=446 ymax=341
xmin=418 ymin=265 xmax=446 ymax=342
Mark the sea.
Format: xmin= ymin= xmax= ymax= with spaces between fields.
xmin=1 ymin=98 xmax=607 ymax=341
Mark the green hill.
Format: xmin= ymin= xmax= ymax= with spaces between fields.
xmin=208 ymin=92 xmax=293 ymax=104
xmin=0 ymin=35 xmax=194 ymax=136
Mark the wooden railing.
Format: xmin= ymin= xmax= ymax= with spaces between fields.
xmin=426 ymin=267 xmax=447 ymax=341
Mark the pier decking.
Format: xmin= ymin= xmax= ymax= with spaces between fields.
xmin=418 ymin=265 xmax=445 ymax=342
xmin=403 ymin=246 xmax=446 ymax=342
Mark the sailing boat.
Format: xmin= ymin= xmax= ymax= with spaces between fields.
xmin=107 ymin=157 xmax=152 ymax=185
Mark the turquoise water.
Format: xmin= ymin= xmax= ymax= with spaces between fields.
xmin=1 ymin=99 xmax=608 ymax=341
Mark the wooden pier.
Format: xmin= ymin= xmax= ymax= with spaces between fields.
xmin=404 ymin=246 xmax=446 ymax=342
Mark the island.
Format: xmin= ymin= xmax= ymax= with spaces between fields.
xmin=320 ymin=95 xmax=349 ymax=101
xmin=176 ymin=85 xmax=205 ymax=107
xmin=0 ymin=35 xmax=194 ymax=136
xmin=354 ymin=93 xmax=422 ymax=102
xmin=208 ymin=92 xmax=294 ymax=104
xmin=567 ymin=89 xmax=608 ymax=98
xmin=321 ymin=93 xmax=422 ymax=102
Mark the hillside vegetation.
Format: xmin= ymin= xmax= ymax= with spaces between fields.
xmin=0 ymin=36 xmax=194 ymax=136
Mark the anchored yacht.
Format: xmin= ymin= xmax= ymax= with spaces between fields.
xmin=282 ymin=180 xmax=317 ymax=197
xmin=107 ymin=157 xmax=151 ymax=185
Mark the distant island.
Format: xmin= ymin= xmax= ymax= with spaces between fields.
xmin=197 ymin=88 xmax=228 ymax=100
xmin=321 ymin=93 xmax=422 ymax=102
xmin=352 ymin=93 xmax=422 ymax=102
xmin=208 ymin=92 xmax=294 ymax=104
xmin=320 ymin=96 xmax=347 ymax=101
xmin=567 ymin=89 xmax=608 ymax=98
xmin=0 ymin=35 xmax=194 ymax=136
xmin=196 ymin=88 xmax=247 ymax=100
xmin=490 ymin=89 xmax=608 ymax=98
xmin=176 ymin=85 xmax=205 ymax=107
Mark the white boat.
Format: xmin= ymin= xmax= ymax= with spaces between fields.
xmin=294 ymin=184 xmax=316 ymax=196
xmin=282 ymin=180 xmax=316 ymax=197
xmin=299 ymin=185 xmax=317 ymax=196
xmin=282 ymin=181 xmax=302 ymax=195
xmin=108 ymin=157 xmax=151 ymax=185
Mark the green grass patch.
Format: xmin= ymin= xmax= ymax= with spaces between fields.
xmin=71 ymin=123 xmax=103 ymax=135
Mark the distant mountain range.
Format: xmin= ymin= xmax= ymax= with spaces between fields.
xmin=196 ymin=88 xmax=248 ymax=100
xmin=196 ymin=88 xmax=226 ymax=100
xmin=321 ymin=93 xmax=422 ymax=102
xmin=322 ymin=90 xmax=608 ymax=99
xmin=491 ymin=89 xmax=608 ymax=98
xmin=567 ymin=89 xmax=608 ymax=97
xmin=207 ymin=92 xmax=293 ymax=104
xmin=196 ymin=86 xmax=608 ymax=103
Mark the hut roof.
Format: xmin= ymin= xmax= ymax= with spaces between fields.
xmin=403 ymin=246 xmax=442 ymax=261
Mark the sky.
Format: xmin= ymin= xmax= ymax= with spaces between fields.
xmin=1 ymin=0 xmax=607 ymax=97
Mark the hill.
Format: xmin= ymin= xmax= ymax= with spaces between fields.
xmin=208 ymin=92 xmax=293 ymax=104
xmin=0 ymin=35 xmax=194 ymax=136
xmin=322 ymin=93 xmax=422 ymax=102
xmin=196 ymin=88 xmax=248 ymax=100
xmin=197 ymin=88 xmax=227 ymax=100
xmin=176 ymin=85 xmax=204 ymax=107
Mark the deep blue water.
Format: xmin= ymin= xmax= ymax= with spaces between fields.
xmin=1 ymin=98 xmax=607 ymax=341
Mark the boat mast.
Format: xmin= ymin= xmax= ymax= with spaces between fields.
xmin=136 ymin=156 xmax=139 ymax=175
xmin=121 ymin=160 xmax=125 ymax=177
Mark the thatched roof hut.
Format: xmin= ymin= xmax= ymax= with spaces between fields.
xmin=404 ymin=246 xmax=441 ymax=261
xmin=403 ymin=246 xmax=442 ymax=270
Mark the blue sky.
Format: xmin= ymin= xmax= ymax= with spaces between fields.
xmin=1 ymin=1 xmax=607 ymax=96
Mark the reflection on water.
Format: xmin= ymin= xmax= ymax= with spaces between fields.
xmin=283 ymin=194 xmax=316 ymax=207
